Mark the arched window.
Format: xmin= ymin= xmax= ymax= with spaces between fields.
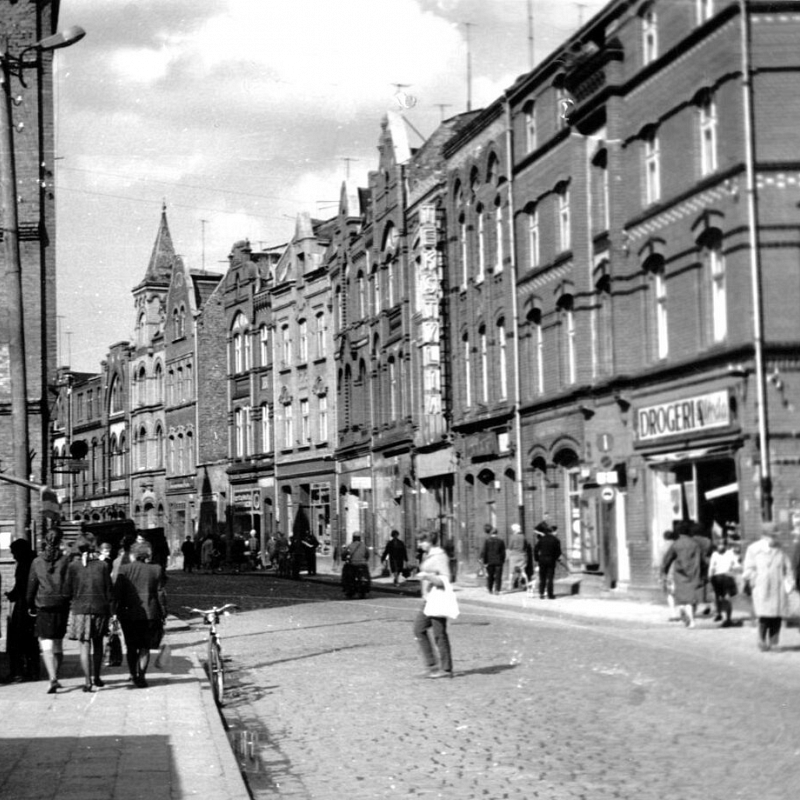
xmin=154 ymin=425 xmax=164 ymax=468
xmin=231 ymin=312 xmax=248 ymax=373
xmin=137 ymin=425 xmax=148 ymax=471
xmin=495 ymin=197 xmax=504 ymax=272
xmin=315 ymin=312 xmax=326 ymax=357
xmin=168 ymin=434 xmax=176 ymax=474
xmin=137 ymin=365 xmax=147 ymax=407
xmin=557 ymin=294 xmax=576 ymax=385
xmin=154 ymin=362 xmax=164 ymax=404
xmin=186 ymin=430 xmax=193 ymax=472
xmin=524 ymin=100 xmax=536 ymax=152
xmin=476 ymin=204 xmax=486 ymax=282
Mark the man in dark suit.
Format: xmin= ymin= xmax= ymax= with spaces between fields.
xmin=534 ymin=524 xmax=562 ymax=600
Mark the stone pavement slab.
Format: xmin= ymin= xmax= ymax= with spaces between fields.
xmin=0 ymin=618 xmax=249 ymax=800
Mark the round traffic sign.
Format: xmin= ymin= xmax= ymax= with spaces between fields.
xmin=601 ymin=486 xmax=616 ymax=503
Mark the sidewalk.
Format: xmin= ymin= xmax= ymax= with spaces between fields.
xmin=0 ymin=617 xmax=249 ymax=800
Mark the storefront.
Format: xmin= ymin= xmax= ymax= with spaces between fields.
xmin=337 ymin=454 xmax=373 ymax=554
xmin=634 ymin=387 xmax=742 ymax=575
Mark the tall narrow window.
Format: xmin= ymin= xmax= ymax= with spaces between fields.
xmin=644 ymin=131 xmax=661 ymax=205
xmin=316 ymin=312 xmax=326 ymax=357
xmin=479 ymin=326 xmax=488 ymax=403
xmin=699 ymin=96 xmax=718 ymax=177
xmin=495 ymin=201 xmax=504 ymax=272
xmin=646 ymin=265 xmax=669 ymax=361
xmin=476 ymin=207 xmax=486 ymax=282
xmin=558 ymin=188 xmax=571 ymax=252
xmin=299 ymin=319 xmax=308 ymax=362
xmin=559 ymin=296 xmax=576 ymax=386
xmin=460 ymin=216 xmax=468 ymax=288
xmin=387 ymin=261 xmax=395 ymax=306
xmin=261 ymin=403 xmax=271 ymax=452
xmin=319 ymin=395 xmax=328 ymax=442
xmin=281 ymin=324 xmax=291 ymax=365
xmin=235 ymin=408 xmax=244 ymax=457
xmin=232 ymin=313 xmax=248 ymax=373
xmin=535 ymin=315 xmax=544 ymax=395
xmin=642 ymin=9 xmax=658 ymax=65
xmin=260 ymin=326 xmax=269 ymax=366
xmin=300 ymin=398 xmax=310 ymax=442
xmin=708 ymin=242 xmax=727 ymax=343
xmin=463 ymin=334 xmax=472 ymax=407
xmin=524 ymin=101 xmax=537 ymax=152
xmin=528 ymin=207 xmax=540 ymax=269
xmin=373 ymin=267 xmax=381 ymax=313
xmin=283 ymin=403 xmax=293 ymax=448
xmin=357 ymin=272 xmax=366 ymax=317
xmin=497 ymin=319 xmax=508 ymax=400
xmin=244 ymin=407 xmax=253 ymax=455
xmin=244 ymin=330 xmax=252 ymax=370
xmin=389 ymin=359 xmax=398 ymax=419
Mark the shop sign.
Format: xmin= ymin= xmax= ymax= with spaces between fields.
xmin=464 ymin=430 xmax=498 ymax=460
xmin=636 ymin=390 xmax=730 ymax=442
xmin=233 ymin=489 xmax=259 ymax=510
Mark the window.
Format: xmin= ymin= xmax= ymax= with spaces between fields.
xmin=645 ymin=261 xmax=669 ymax=361
xmin=699 ymin=96 xmax=718 ymax=177
xmin=460 ymin=216 xmax=468 ymax=288
xmin=476 ymin=206 xmax=486 ymax=282
xmin=705 ymin=239 xmax=727 ymax=343
xmin=389 ymin=358 xmax=397 ymax=419
xmin=168 ymin=435 xmax=176 ymax=474
xmin=245 ymin=407 xmax=253 ymax=455
xmin=319 ymin=395 xmax=328 ymax=442
xmin=534 ymin=313 xmax=544 ymax=395
xmin=559 ymin=296 xmax=576 ymax=386
xmin=558 ymin=188 xmax=571 ymax=252
xmin=232 ymin=313 xmax=248 ymax=373
xmin=283 ymin=403 xmax=293 ymax=448
xmin=555 ymin=86 xmax=569 ymax=130
xmin=316 ymin=312 xmax=326 ymax=357
xmin=642 ymin=8 xmax=658 ymax=65
xmin=234 ymin=407 xmax=245 ymax=457
xmin=300 ymin=398 xmax=310 ymax=442
xmin=261 ymin=403 xmax=271 ymax=452
xmin=497 ymin=319 xmax=508 ymax=400
xmin=387 ymin=261 xmax=395 ymax=307
xmin=155 ymin=426 xmax=164 ymax=468
xmin=357 ymin=272 xmax=366 ymax=317
xmin=244 ymin=330 xmax=252 ymax=370
xmin=528 ymin=207 xmax=540 ymax=270
xmin=463 ymin=334 xmax=472 ymax=407
xmin=373 ymin=267 xmax=381 ymax=313
xmin=176 ymin=366 xmax=183 ymax=402
xmin=479 ymin=326 xmax=488 ymax=403
xmin=137 ymin=366 xmax=147 ymax=406
xmin=177 ymin=433 xmax=184 ymax=474
xmin=495 ymin=201 xmax=504 ymax=272
xmin=595 ymin=273 xmax=614 ymax=377
xmin=524 ymin=101 xmax=537 ymax=152
xmin=644 ymin=131 xmax=661 ymax=205
xmin=281 ymin=324 xmax=291 ymax=365
xmin=260 ymin=326 xmax=269 ymax=366
xmin=696 ymin=0 xmax=714 ymax=24
xmin=155 ymin=363 xmax=164 ymax=403
xmin=299 ymin=319 xmax=308 ymax=362
xmin=186 ymin=363 xmax=192 ymax=399
xmin=110 ymin=376 xmax=122 ymax=414
xmin=172 ymin=308 xmax=179 ymax=341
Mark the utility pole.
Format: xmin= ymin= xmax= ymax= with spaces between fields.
xmin=527 ymin=0 xmax=535 ymax=70
xmin=200 ymin=219 xmax=208 ymax=272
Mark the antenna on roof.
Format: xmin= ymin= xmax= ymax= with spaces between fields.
xmin=340 ymin=157 xmax=359 ymax=179
xmin=200 ymin=219 xmax=208 ymax=272
xmin=527 ymin=0 xmax=535 ymax=69
xmin=435 ymin=103 xmax=452 ymax=121
xmin=464 ymin=22 xmax=474 ymax=112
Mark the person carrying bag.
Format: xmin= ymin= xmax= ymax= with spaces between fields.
xmin=413 ymin=531 xmax=455 ymax=679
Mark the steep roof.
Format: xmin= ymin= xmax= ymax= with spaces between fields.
xmin=139 ymin=203 xmax=176 ymax=287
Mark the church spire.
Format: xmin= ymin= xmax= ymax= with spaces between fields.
xmin=141 ymin=202 xmax=176 ymax=286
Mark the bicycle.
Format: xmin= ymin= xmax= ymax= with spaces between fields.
xmin=185 ymin=603 xmax=238 ymax=705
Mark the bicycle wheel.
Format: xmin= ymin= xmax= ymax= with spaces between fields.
xmin=207 ymin=638 xmax=225 ymax=705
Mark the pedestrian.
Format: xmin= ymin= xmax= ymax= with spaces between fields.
xmin=302 ymin=530 xmax=320 ymax=575
xmin=341 ymin=533 xmax=371 ymax=596
xmin=26 ymin=529 xmax=70 ymax=694
xmin=708 ymin=537 xmax=740 ymax=627
xmin=691 ymin=522 xmax=715 ymax=616
xmin=264 ymin=533 xmax=276 ymax=570
xmin=381 ymin=529 xmax=408 ymax=585
xmin=533 ymin=523 xmax=563 ymax=600
xmin=111 ymin=534 xmax=136 ymax=583
xmin=444 ymin=535 xmax=458 ymax=584
xmin=4 ymin=539 xmax=39 ymax=682
xmin=231 ymin=533 xmax=247 ymax=574
xmin=181 ymin=536 xmax=196 ymax=573
xmin=200 ymin=536 xmax=215 ymax=574
xmin=289 ymin=535 xmax=304 ymax=580
xmin=661 ymin=528 xmax=680 ymax=621
xmin=413 ymin=531 xmax=454 ymax=679
xmin=506 ymin=523 xmax=527 ymax=592
xmin=478 ymin=525 xmax=505 ymax=595
xmin=742 ymin=522 xmax=795 ymax=651
xmin=97 ymin=541 xmax=114 ymax=574
xmin=248 ymin=529 xmax=260 ymax=570
xmin=65 ymin=534 xmax=114 ymax=692
xmin=660 ymin=520 xmax=706 ymax=628
xmin=115 ymin=541 xmax=168 ymax=688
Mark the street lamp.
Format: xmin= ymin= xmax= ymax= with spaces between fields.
xmin=1 ymin=24 xmax=85 ymax=541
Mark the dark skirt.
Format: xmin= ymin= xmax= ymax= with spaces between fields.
xmin=35 ymin=607 xmax=69 ymax=640
xmin=119 ymin=618 xmax=163 ymax=651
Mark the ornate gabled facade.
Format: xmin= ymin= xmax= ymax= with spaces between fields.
xmin=128 ymin=205 xmax=174 ymax=532
xmin=163 ymin=253 xmax=223 ymax=558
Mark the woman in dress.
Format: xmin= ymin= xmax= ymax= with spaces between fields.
xmin=65 ymin=534 xmax=114 ymax=691
xmin=5 ymin=538 xmax=39 ymax=681
xmin=114 ymin=541 xmax=167 ymax=688
xmin=26 ymin=529 xmax=70 ymax=694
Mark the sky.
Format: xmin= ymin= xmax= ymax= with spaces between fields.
xmin=54 ymin=0 xmax=608 ymax=373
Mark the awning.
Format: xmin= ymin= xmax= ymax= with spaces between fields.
xmin=644 ymin=444 xmax=734 ymax=465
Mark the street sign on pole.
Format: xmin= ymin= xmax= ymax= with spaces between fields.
xmin=601 ymin=486 xmax=616 ymax=503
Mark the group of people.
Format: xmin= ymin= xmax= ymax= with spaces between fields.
xmin=5 ymin=529 xmax=167 ymax=692
xmin=661 ymin=519 xmax=800 ymax=651
xmin=478 ymin=519 xmax=564 ymax=599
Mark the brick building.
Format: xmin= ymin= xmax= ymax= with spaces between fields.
xmin=0 ymin=0 xmax=60 ymax=549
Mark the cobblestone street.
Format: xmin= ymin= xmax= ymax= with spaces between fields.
xmin=166 ymin=572 xmax=800 ymax=800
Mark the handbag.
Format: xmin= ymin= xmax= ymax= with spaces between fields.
xmin=423 ymin=577 xmax=460 ymax=620
xmin=104 ymin=621 xmax=123 ymax=667
xmin=154 ymin=638 xmax=172 ymax=671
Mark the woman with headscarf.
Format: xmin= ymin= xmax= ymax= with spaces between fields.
xmin=26 ymin=529 xmax=70 ymax=694
xmin=742 ymin=522 xmax=795 ymax=651
xmin=114 ymin=541 xmax=167 ymax=688
xmin=4 ymin=538 xmax=39 ymax=681
xmin=65 ymin=533 xmax=114 ymax=691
